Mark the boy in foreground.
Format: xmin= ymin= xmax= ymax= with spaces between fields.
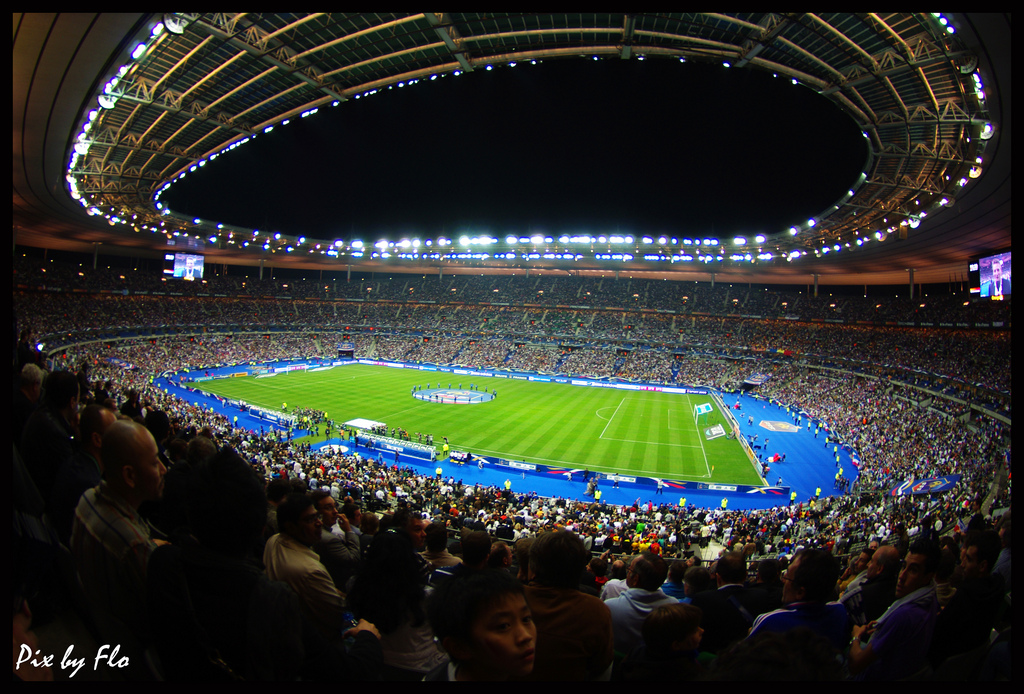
xmin=426 ymin=570 xmax=536 ymax=681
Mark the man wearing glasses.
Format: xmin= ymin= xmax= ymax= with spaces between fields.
xmin=747 ymin=549 xmax=849 ymax=651
xmin=264 ymin=493 xmax=356 ymax=642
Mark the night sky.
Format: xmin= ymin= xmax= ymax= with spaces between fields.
xmin=163 ymin=57 xmax=868 ymax=243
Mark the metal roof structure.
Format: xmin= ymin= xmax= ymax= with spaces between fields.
xmin=13 ymin=13 xmax=1011 ymax=285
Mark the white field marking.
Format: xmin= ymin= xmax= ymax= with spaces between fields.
xmin=678 ymin=392 xmax=711 ymax=478
xmin=597 ymin=399 xmax=700 ymax=448
xmin=598 ymin=437 xmax=703 ymax=449
xmin=694 ymin=420 xmax=712 ymax=478
xmin=598 ymin=398 xmax=626 ymax=440
xmin=378 ymin=404 xmax=428 ymax=420
xmin=595 ymin=407 xmax=615 ymax=421
xmin=667 ymin=409 xmax=688 ymax=431
xmin=466 ymin=448 xmax=576 ymax=467
xmin=234 ymin=380 xmax=289 ymax=391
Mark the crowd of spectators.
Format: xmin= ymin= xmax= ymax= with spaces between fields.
xmin=13 ymin=256 xmax=1011 ymax=681
xmin=15 ymin=254 xmax=1010 ymax=323
xmin=15 ymin=352 xmax=1011 ymax=679
xmin=505 ymin=344 xmax=562 ymax=373
xmin=453 ymin=339 xmax=513 ymax=369
xmin=404 ymin=336 xmax=459 ymax=364
xmin=15 ymin=279 xmax=1009 ymax=399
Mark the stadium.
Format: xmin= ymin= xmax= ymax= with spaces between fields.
xmin=14 ymin=13 xmax=1011 ymax=681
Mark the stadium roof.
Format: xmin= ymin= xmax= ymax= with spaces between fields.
xmin=14 ymin=13 xmax=1011 ymax=286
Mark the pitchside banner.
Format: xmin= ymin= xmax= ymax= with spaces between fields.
xmin=888 ymin=475 xmax=961 ymax=496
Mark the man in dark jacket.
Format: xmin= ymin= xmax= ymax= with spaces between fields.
xmin=928 ymin=530 xmax=1006 ymax=667
xmin=21 ymin=370 xmax=79 ymax=501
xmin=840 ymin=544 xmax=899 ymax=626
xmin=689 ymin=551 xmax=773 ymax=654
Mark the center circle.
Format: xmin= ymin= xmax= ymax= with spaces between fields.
xmin=413 ymin=387 xmax=495 ymax=404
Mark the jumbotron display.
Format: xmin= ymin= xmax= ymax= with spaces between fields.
xmin=163 ymin=252 xmax=204 ymax=281
xmin=977 ymin=250 xmax=1011 ymax=299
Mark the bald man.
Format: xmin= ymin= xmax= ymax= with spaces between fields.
xmin=71 ymin=419 xmax=166 ymax=639
xmin=13 ymin=362 xmax=44 ymax=450
xmin=840 ymin=544 xmax=900 ymax=626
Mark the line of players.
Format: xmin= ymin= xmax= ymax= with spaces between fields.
xmin=410 ymin=382 xmax=498 ymax=398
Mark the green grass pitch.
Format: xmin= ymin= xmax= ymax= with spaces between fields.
xmin=196 ymin=363 xmax=762 ymax=484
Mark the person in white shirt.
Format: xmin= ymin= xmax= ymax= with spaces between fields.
xmin=600 ymin=560 xmax=629 ymax=601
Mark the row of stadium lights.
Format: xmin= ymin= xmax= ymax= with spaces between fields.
xmin=67 ymin=13 xmax=991 ymax=267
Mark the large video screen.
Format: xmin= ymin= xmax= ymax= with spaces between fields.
xmin=978 ymin=250 xmax=1011 ymax=299
xmin=163 ymin=252 xmax=204 ymax=280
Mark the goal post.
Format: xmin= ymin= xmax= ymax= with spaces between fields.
xmin=709 ymin=391 xmax=765 ymax=482
xmin=694 ymin=402 xmax=714 ymax=428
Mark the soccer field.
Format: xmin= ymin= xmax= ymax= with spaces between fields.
xmin=196 ymin=363 xmax=761 ymax=485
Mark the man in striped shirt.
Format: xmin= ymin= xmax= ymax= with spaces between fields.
xmin=71 ymin=420 xmax=166 ymax=640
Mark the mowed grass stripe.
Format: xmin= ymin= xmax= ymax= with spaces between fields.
xmin=496 ymin=384 xmax=596 ymax=465
xmin=615 ymin=400 xmax=646 ymax=474
xmin=644 ymin=399 xmax=670 ymax=476
xmin=506 ymin=392 xmax=570 ymax=462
